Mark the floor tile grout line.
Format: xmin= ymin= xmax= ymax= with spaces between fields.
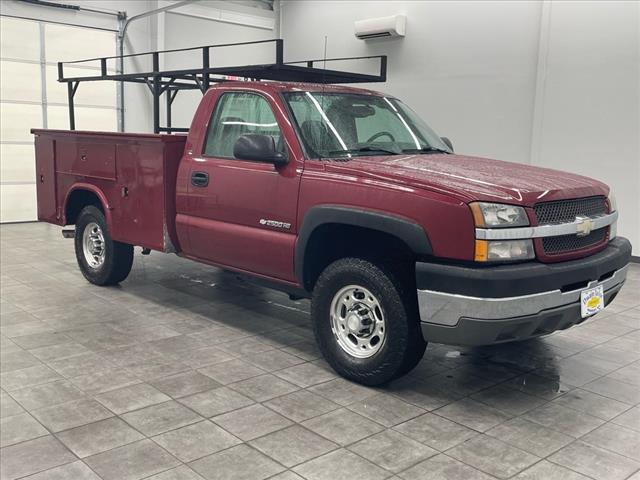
xmin=383 ymin=372 xmax=637 ymax=478
xmin=186 ymin=441 xmax=293 ymax=477
xmin=4 ymin=349 xmax=555 ymax=475
xmin=6 ymin=395 xmax=196 ymax=466
xmin=2 ymin=225 xmax=635 ymax=480
xmin=61 ymin=415 xmax=187 ymax=476
xmin=544 ymin=455 xmax=601 ymax=480
xmin=0 ymin=408 xmax=52 ymax=449
xmin=1 ymin=417 xmax=84 ymax=478
xmin=545 ymin=387 xmax=636 ymax=421
xmin=572 ymin=420 xmax=640 ymax=464
xmin=147 ymin=424 xmax=245 ymax=465
xmin=499 ymin=415 xmax=640 ymax=480
xmin=11 ymin=458 xmax=101 ymax=480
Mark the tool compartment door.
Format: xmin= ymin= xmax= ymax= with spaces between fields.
xmin=56 ymin=141 xmax=116 ymax=181
xmin=34 ymin=136 xmax=59 ymax=224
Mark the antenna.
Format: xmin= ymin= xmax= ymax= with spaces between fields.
xmin=322 ymin=35 xmax=328 ymax=79
xmin=319 ymin=36 xmax=328 ymax=160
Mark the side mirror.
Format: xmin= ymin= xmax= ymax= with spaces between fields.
xmin=440 ymin=137 xmax=454 ymax=152
xmin=233 ymin=134 xmax=288 ymax=165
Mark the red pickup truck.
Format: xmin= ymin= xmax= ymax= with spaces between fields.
xmin=32 ymin=81 xmax=631 ymax=385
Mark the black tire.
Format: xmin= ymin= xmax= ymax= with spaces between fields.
xmin=74 ymin=205 xmax=133 ymax=286
xmin=311 ymin=258 xmax=427 ymax=386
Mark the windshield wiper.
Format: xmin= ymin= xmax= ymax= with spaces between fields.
xmin=328 ymin=146 xmax=401 ymax=156
xmin=401 ymin=146 xmax=451 ymax=155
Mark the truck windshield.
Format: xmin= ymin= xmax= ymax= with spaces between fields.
xmin=283 ymin=92 xmax=452 ymax=159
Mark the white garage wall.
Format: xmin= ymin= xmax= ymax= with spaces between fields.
xmin=281 ymin=0 xmax=542 ymax=163
xmin=0 ymin=0 xmax=275 ymax=223
xmin=531 ymin=1 xmax=639 ymax=256
xmin=0 ymin=17 xmax=41 ymax=223
xmin=279 ymin=0 xmax=640 ymax=254
xmin=0 ymin=0 xmax=154 ymax=223
xmin=0 ymin=1 xmax=277 ymax=135
xmin=157 ymin=5 xmax=277 ymax=129
xmin=0 ymin=0 xmax=156 ymax=133
xmin=0 ymin=16 xmax=119 ymax=222
xmin=2 ymin=0 xmax=636 ymax=251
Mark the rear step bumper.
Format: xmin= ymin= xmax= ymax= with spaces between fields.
xmin=416 ymin=237 xmax=631 ymax=346
xmin=61 ymin=228 xmax=75 ymax=239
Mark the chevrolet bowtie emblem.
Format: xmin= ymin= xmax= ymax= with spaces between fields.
xmin=575 ymin=216 xmax=594 ymax=237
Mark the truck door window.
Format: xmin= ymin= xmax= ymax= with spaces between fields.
xmin=204 ymin=92 xmax=282 ymax=158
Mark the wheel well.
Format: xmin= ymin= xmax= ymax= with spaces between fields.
xmin=302 ymin=223 xmax=415 ymax=291
xmin=65 ymin=190 xmax=104 ymax=225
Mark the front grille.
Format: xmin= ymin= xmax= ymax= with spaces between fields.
xmin=542 ymin=227 xmax=608 ymax=255
xmin=534 ymin=196 xmax=609 ymax=256
xmin=534 ymin=196 xmax=607 ymax=225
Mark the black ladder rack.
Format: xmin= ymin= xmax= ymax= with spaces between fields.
xmin=57 ymin=39 xmax=387 ymax=134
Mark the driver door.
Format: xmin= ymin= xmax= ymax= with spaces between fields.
xmin=182 ymin=91 xmax=301 ymax=282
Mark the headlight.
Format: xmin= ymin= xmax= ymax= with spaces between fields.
xmin=469 ymin=202 xmax=529 ymax=228
xmin=475 ymin=239 xmax=535 ymax=262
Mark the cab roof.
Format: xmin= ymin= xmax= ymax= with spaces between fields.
xmin=212 ymin=81 xmax=387 ymax=97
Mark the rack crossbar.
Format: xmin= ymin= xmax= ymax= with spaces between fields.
xmin=57 ymin=39 xmax=387 ymax=134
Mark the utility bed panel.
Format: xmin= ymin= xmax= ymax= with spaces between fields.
xmin=31 ymin=129 xmax=187 ymax=253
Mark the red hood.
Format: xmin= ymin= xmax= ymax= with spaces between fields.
xmin=322 ymin=154 xmax=609 ymax=206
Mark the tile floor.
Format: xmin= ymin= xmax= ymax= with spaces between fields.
xmin=1 ymin=222 xmax=639 ymax=480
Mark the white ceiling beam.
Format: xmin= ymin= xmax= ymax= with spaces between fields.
xmin=156 ymin=0 xmax=275 ymax=30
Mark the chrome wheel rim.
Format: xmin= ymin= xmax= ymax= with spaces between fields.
xmin=82 ymin=222 xmax=105 ymax=269
xmin=330 ymin=285 xmax=386 ymax=359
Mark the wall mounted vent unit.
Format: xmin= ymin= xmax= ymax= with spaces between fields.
xmin=354 ymin=15 xmax=406 ymax=40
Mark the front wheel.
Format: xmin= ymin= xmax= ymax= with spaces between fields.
xmin=311 ymin=258 xmax=427 ymax=386
xmin=74 ymin=205 xmax=133 ymax=286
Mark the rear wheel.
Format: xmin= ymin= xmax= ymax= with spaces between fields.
xmin=74 ymin=205 xmax=133 ymax=285
xmin=311 ymin=258 xmax=426 ymax=386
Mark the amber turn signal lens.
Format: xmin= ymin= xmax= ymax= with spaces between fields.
xmin=469 ymin=203 xmax=485 ymax=227
xmin=474 ymin=240 xmax=488 ymax=261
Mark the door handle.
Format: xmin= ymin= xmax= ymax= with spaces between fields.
xmin=191 ymin=171 xmax=209 ymax=187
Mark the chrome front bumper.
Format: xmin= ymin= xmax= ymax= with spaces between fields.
xmin=415 ymin=236 xmax=630 ymax=347
xmin=418 ymin=264 xmax=628 ymax=327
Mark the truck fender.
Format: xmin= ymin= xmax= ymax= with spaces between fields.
xmin=295 ymin=205 xmax=432 ymax=285
xmin=64 ymin=184 xmax=113 ymax=229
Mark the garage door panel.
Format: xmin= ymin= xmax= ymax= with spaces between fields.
xmin=46 ymin=65 xmax=116 ymax=107
xmin=45 ymin=24 xmax=115 ymax=64
xmin=1 ymin=18 xmax=116 ymax=224
xmin=0 ymin=17 xmax=40 ymax=61
xmin=0 ymin=184 xmax=37 ymax=223
xmin=0 ymin=103 xmax=42 ymax=142
xmin=0 ymin=61 xmax=42 ymax=103
xmin=0 ymin=144 xmax=36 ymax=184
xmin=47 ymin=105 xmax=117 ymax=132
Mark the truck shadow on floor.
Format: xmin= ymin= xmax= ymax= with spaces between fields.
xmin=116 ymin=259 xmax=567 ymax=399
